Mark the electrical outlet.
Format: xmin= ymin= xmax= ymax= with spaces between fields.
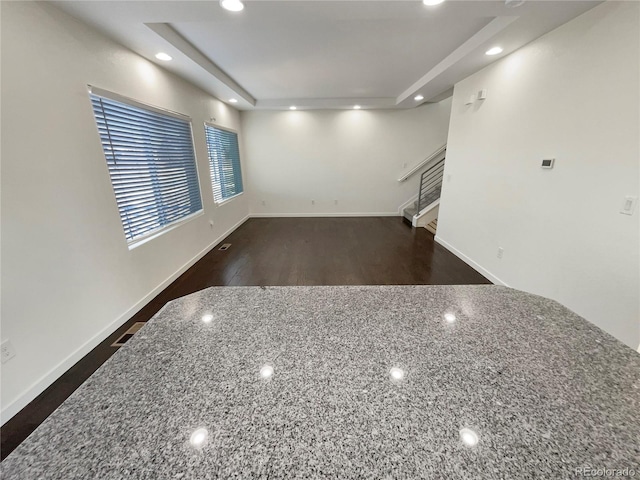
xmin=261 ymin=200 xmax=266 ymax=206
xmin=447 ymin=174 xmax=452 ymax=182
xmin=403 ymin=162 xmax=407 ymax=168
xmin=209 ymin=220 xmax=214 ymax=229
xmin=1 ymin=340 xmax=16 ymax=364
xmin=497 ymin=247 xmax=504 ymax=259
xmin=334 ymin=200 xmax=338 ymax=205
xmin=311 ymin=200 xmax=315 ymax=205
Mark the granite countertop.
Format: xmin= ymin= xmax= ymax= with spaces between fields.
xmin=2 ymin=285 xmax=639 ymax=478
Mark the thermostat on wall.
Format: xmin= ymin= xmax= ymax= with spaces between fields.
xmin=541 ymin=158 xmax=555 ymax=169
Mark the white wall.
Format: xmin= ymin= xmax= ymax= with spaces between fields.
xmin=241 ymin=101 xmax=451 ymax=216
xmin=437 ymin=2 xmax=640 ymax=348
xmin=0 ymin=2 xmax=250 ymax=422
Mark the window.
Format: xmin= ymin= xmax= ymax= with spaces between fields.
xmin=89 ymin=88 xmax=202 ymax=245
xmin=204 ymin=124 xmax=243 ymax=203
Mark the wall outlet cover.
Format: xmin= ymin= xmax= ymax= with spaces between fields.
xmin=1 ymin=340 xmax=16 ymax=364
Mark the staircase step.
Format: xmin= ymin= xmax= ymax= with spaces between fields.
xmin=403 ymin=206 xmax=417 ymax=218
xmin=420 ymin=190 xmax=440 ymax=207
xmin=416 ymin=194 xmax=440 ymax=212
xmin=425 ymin=218 xmax=438 ymax=235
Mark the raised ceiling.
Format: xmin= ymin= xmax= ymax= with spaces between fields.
xmin=52 ymin=1 xmax=601 ymax=110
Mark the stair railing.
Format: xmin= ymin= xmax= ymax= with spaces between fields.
xmin=397 ymin=144 xmax=446 ymax=182
xmin=416 ymin=156 xmax=445 ymax=214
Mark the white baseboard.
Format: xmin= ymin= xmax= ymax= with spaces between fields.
xmin=434 ymin=235 xmax=509 ymax=287
xmin=250 ymin=212 xmax=400 ymax=218
xmin=0 ymin=214 xmax=250 ymax=425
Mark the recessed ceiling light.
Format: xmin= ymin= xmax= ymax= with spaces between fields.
xmin=423 ymin=0 xmax=446 ymax=5
xmin=201 ymin=314 xmax=214 ymax=323
xmin=220 ymin=0 xmax=244 ymax=12
xmin=390 ymin=367 xmax=405 ymax=380
xmin=486 ymin=46 xmax=504 ymax=56
xmin=189 ymin=428 xmax=208 ymax=447
xmin=414 ymin=95 xmax=424 ymax=101
xmin=459 ymin=428 xmax=479 ymax=447
xmin=289 ymin=106 xmax=297 ymax=110
xmin=155 ymin=52 xmax=172 ymax=61
xmin=229 ymin=98 xmax=238 ymax=103
xmin=444 ymin=312 xmax=456 ymax=323
xmin=353 ymin=105 xmax=361 ymax=110
xmin=260 ymin=365 xmax=274 ymax=379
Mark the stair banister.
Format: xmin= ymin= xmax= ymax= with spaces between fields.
xmin=397 ymin=144 xmax=447 ymax=182
xmin=416 ymin=158 xmax=445 ymax=214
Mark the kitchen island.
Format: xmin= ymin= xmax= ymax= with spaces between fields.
xmin=3 ymin=285 xmax=639 ymax=478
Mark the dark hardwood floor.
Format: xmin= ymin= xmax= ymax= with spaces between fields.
xmin=1 ymin=217 xmax=489 ymax=459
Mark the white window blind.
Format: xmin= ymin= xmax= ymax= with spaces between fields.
xmin=204 ymin=124 xmax=244 ymax=203
xmin=90 ymin=90 xmax=202 ymax=244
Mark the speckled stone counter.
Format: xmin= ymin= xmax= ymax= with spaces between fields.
xmin=3 ymin=286 xmax=640 ymax=479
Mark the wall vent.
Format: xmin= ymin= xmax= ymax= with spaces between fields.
xmin=219 ymin=243 xmax=232 ymax=251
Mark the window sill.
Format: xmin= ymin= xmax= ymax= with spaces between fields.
xmin=127 ymin=210 xmax=204 ymax=250
xmin=215 ymin=192 xmax=243 ymax=207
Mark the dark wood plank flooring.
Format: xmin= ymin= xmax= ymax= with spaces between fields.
xmin=1 ymin=217 xmax=489 ymax=459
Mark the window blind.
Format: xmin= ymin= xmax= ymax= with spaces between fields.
xmin=90 ymin=92 xmax=202 ymax=244
xmin=204 ymin=125 xmax=244 ymax=203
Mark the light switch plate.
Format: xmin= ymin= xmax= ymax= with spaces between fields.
xmin=620 ymin=196 xmax=637 ymax=215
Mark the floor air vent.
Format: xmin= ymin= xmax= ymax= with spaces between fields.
xmin=219 ymin=243 xmax=231 ymax=251
xmin=111 ymin=322 xmax=146 ymax=347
